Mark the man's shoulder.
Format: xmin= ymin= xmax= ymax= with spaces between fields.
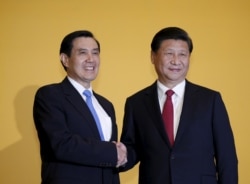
xmin=35 ymin=78 xmax=68 ymax=97
xmin=186 ymin=81 xmax=218 ymax=93
xmin=37 ymin=82 xmax=62 ymax=92
xmin=186 ymin=80 xmax=220 ymax=96
xmin=127 ymin=82 xmax=157 ymax=99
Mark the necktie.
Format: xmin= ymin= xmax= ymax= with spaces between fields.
xmin=83 ymin=90 xmax=105 ymax=141
xmin=162 ymin=90 xmax=175 ymax=146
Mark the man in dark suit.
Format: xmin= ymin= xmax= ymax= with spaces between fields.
xmin=33 ymin=30 xmax=127 ymax=184
xmin=120 ymin=27 xmax=238 ymax=184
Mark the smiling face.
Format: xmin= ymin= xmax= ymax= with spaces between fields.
xmin=151 ymin=39 xmax=190 ymax=88
xmin=60 ymin=37 xmax=100 ymax=88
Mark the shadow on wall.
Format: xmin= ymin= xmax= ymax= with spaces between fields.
xmin=0 ymin=86 xmax=41 ymax=184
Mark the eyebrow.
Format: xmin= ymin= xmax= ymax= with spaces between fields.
xmin=163 ymin=48 xmax=188 ymax=52
xmin=77 ymin=48 xmax=99 ymax=52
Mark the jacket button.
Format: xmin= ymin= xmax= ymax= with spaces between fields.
xmin=171 ymin=154 xmax=175 ymax=160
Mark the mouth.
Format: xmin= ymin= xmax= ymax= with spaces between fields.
xmin=169 ymin=68 xmax=181 ymax=72
xmin=85 ymin=66 xmax=95 ymax=71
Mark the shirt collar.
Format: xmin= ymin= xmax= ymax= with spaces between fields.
xmin=157 ymin=80 xmax=186 ymax=100
xmin=67 ymin=76 xmax=93 ymax=95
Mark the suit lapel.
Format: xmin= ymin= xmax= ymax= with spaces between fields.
xmin=60 ymin=77 xmax=101 ymax=139
xmin=174 ymin=81 xmax=199 ymax=145
xmin=145 ymin=81 xmax=201 ymax=148
xmin=144 ymin=82 xmax=171 ymax=147
xmin=94 ymin=92 xmax=117 ymax=141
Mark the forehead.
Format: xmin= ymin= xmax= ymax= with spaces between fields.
xmin=72 ymin=37 xmax=98 ymax=49
xmin=160 ymin=39 xmax=189 ymax=50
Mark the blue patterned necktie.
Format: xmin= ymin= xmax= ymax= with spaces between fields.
xmin=83 ymin=90 xmax=105 ymax=141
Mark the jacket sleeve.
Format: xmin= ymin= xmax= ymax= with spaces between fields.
xmin=213 ymin=93 xmax=238 ymax=184
xmin=119 ymin=97 xmax=140 ymax=171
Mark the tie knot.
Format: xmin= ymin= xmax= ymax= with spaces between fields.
xmin=166 ymin=90 xmax=174 ymax=97
xmin=83 ymin=90 xmax=92 ymax=98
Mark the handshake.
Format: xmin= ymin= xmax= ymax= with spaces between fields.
xmin=113 ymin=142 xmax=127 ymax=168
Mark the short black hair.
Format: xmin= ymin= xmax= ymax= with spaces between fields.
xmin=59 ymin=30 xmax=100 ymax=56
xmin=151 ymin=27 xmax=193 ymax=53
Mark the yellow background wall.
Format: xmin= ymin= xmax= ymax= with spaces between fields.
xmin=1 ymin=0 xmax=249 ymax=183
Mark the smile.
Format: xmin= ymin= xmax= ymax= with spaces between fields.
xmin=85 ymin=66 xmax=94 ymax=70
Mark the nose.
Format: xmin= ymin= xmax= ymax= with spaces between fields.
xmin=171 ymin=54 xmax=179 ymax=65
xmin=86 ymin=53 xmax=94 ymax=62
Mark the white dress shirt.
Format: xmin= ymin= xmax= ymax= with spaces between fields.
xmin=67 ymin=76 xmax=112 ymax=141
xmin=157 ymin=80 xmax=186 ymax=139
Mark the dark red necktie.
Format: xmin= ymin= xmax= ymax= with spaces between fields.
xmin=162 ymin=90 xmax=175 ymax=146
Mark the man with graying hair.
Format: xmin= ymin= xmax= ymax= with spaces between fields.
xmin=33 ymin=30 xmax=127 ymax=184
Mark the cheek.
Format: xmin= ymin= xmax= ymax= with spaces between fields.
xmin=182 ymin=59 xmax=190 ymax=67
xmin=96 ymin=60 xmax=101 ymax=67
xmin=182 ymin=62 xmax=190 ymax=75
xmin=69 ymin=62 xmax=81 ymax=73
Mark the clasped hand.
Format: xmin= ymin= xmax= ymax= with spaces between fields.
xmin=113 ymin=141 xmax=127 ymax=168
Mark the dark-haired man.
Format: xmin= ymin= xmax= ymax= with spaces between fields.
xmin=33 ymin=30 xmax=127 ymax=184
xmin=120 ymin=27 xmax=238 ymax=184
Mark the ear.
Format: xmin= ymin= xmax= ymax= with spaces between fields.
xmin=151 ymin=51 xmax=155 ymax=64
xmin=60 ymin=53 xmax=69 ymax=68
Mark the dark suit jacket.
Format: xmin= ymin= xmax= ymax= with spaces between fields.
xmin=120 ymin=80 xmax=238 ymax=184
xmin=33 ymin=77 xmax=120 ymax=184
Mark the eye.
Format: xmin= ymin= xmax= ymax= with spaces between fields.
xmin=165 ymin=52 xmax=174 ymax=56
xmin=179 ymin=52 xmax=188 ymax=57
xmin=92 ymin=51 xmax=100 ymax=55
xmin=79 ymin=50 xmax=87 ymax=55
xmin=80 ymin=51 xmax=87 ymax=54
xmin=92 ymin=48 xmax=100 ymax=55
